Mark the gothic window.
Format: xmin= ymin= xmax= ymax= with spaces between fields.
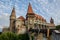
xmin=29 ymin=20 xmax=32 ymax=24
xmin=34 ymin=24 xmax=36 ymax=27
xmin=45 ymin=25 xmax=46 ymax=28
xmin=42 ymin=25 xmax=43 ymax=28
xmin=34 ymin=23 xmax=38 ymax=29
xmin=13 ymin=20 xmax=15 ymax=23
xmin=18 ymin=25 xmax=19 ymax=27
xmin=39 ymin=24 xmax=41 ymax=28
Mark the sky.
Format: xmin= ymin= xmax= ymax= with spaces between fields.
xmin=0 ymin=0 xmax=60 ymax=29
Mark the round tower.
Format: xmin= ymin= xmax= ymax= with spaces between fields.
xmin=10 ymin=7 xmax=16 ymax=33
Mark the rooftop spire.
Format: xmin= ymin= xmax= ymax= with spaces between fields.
xmin=11 ymin=7 xmax=16 ymax=16
xmin=50 ymin=17 xmax=54 ymax=24
xmin=27 ymin=3 xmax=33 ymax=13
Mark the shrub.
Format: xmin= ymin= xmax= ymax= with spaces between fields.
xmin=0 ymin=32 xmax=29 ymax=40
xmin=0 ymin=32 xmax=18 ymax=40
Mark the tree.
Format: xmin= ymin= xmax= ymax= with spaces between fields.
xmin=0 ymin=32 xmax=29 ymax=40
xmin=56 ymin=25 xmax=60 ymax=29
xmin=18 ymin=33 xmax=29 ymax=40
xmin=0 ymin=32 xmax=18 ymax=40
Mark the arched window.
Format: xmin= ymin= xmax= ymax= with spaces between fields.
xmin=18 ymin=25 xmax=19 ymax=27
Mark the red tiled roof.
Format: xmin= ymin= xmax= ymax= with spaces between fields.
xmin=18 ymin=16 xmax=25 ymax=21
xmin=35 ymin=14 xmax=44 ymax=20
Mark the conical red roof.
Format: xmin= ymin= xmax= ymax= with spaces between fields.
xmin=27 ymin=3 xmax=34 ymax=13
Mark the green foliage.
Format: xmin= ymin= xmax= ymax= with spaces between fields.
xmin=0 ymin=32 xmax=18 ymax=40
xmin=18 ymin=33 xmax=29 ymax=40
xmin=0 ymin=32 xmax=29 ymax=40
xmin=56 ymin=25 xmax=60 ymax=29
xmin=31 ymin=36 xmax=34 ymax=40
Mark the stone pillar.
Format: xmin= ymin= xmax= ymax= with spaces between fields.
xmin=47 ymin=29 xmax=50 ymax=38
xmin=29 ymin=33 xmax=35 ymax=40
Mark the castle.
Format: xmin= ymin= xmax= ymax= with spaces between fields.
xmin=3 ymin=3 xmax=55 ymax=34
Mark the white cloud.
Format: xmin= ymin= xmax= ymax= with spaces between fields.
xmin=0 ymin=25 xmax=4 ymax=29
xmin=0 ymin=12 xmax=10 ymax=26
xmin=15 ymin=0 xmax=20 ymax=3
xmin=37 ymin=0 xmax=48 ymax=5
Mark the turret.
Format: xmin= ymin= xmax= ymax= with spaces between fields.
xmin=50 ymin=17 xmax=54 ymax=24
xmin=26 ymin=3 xmax=35 ymax=30
xmin=26 ymin=3 xmax=35 ymax=19
xmin=10 ymin=7 xmax=16 ymax=32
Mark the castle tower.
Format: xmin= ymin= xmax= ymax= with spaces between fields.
xmin=26 ymin=3 xmax=35 ymax=30
xmin=10 ymin=7 xmax=16 ymax=33
xmin=50 ymin=17 xmax=54 ymax=24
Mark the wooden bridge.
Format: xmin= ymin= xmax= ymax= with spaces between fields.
xmin=28 ymin=28 xmax=56 ymax=40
